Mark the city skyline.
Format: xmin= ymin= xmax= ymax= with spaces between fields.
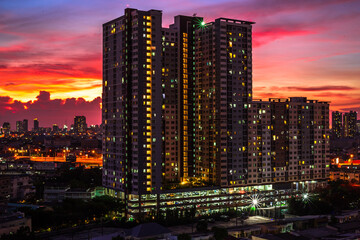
xmin=0 ymin=0 xmax=359 ymax=128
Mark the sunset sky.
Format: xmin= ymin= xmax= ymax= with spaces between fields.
xmin=0 ymin=0 xmax=359 ymax=128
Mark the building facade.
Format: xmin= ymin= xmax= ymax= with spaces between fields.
xmin=343 ymin=111 xmax=357 ymax=138
xmin=74 ymin=116 xmax=87 ymax=133
xmin=16 ymin=121 xmax=22 ymax=133
xmin=102 ymin=9 xmax=330 ymax=219
xmin=15 ymin=119 xmax=28 ymax=133
xmin=332 ymin=111 xmax=342 ymax=138
xmin=2 ymin=122 xmax=10 ymax=135
xmin=33 ymin=118 xmax=39 ymax=132
xmin=194 ymin=18 xmax=254 ymax=187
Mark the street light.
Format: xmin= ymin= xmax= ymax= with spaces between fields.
xmin=250 ymin=194 xmax=262 ymax=210
xmin=303 ymin=193 xmax=308 ymax=200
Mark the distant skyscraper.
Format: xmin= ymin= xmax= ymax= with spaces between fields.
xmin=16 ymin=119 xmax=28 ymax=133
xmin=16 ymin=121 xmax=22 ymax=133
xmin=102 ymin=8 xmax=330 ymax=219
xmin=2 ymin=122 xmax=10 ymax=135
xmin=343 ymin=111 xmax=357 ymax=138
xmin=74 ymin=116 xmax=87 ymax=133
xmin=332 ymin=111 xmax=342 ymax=138
xmin=53 ymin=124 xmax=59 ymax=132
xmin=22 ymin=119 xmax=28 ymax=132
xmin=33 ymin=118 xmax=39 ymax=132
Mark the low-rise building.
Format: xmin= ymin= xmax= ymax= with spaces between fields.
xmin=10 ymin=175 xmax=34 ymax=200
xmin=43 ymin=186 xmax=70 ymax=202
xmin=333 ymin=210 xmax=360 ymax=224
xmin=0 ymin=175 xmax=34 ymax=200
xmin=0 ymin=176 xmax=11 ymax=201
xmin=0 ymin=211 xmax=31 ymax=236
xmin=229 ymin=225 xmax=262 ymax=239
xmin=329 ymin=169 xmax=360 ymax=183
xmin=44 ymin=186 xmax=105 ymax=202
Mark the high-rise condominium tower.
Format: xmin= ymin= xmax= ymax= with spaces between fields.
xmin=102 ymin=9 xmax=330 ymax=218
xmin=33 ymin=118 xmax=39 ymax=132
xmin=74 ymin=116 xmax=87 ymax=133
xmin=343 ymin=111 xmax=357 ymax=138
xmin=332 ymin=111 xmax=342 ymax=138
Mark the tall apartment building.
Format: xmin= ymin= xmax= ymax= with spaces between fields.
xmin=102 ymin=9 xmax=330 ymax=219
xmin=269 ymin=98 xmax=329 ymax=182
xmin=332 ymin=111 xmax=342 ymax=138
xmin=16 ymin=121 xmax=22 ymax=133
xmin=162 ymin=16 xmax=203 ymax=184
xmin=74 ymin=116 xmax=87 ymax=133
xmin=102 ymin=9 xmax=164 ymax=197
xmin=22 ymin=119 xmax=28 ymax=132
xmin=33 ymin=118 xmax=39 ymax=132
xmin=343 ymin=111 xmax=357 ymax=138
xmin=2 ymin=122 xmax=10 ymax=135
xmin=194 ymin=18 xmax=254 ymax=187
xmin=246 ymin=98 xmax=329 ymax=186
xmin=15 ymin=119 xmax=28 ymax=133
